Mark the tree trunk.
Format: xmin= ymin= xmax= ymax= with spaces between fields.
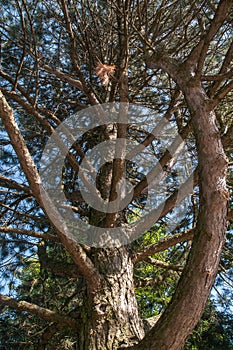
xmin=126 ymin=74 xmax=228 ymax=350
xmin=79 ymin=247 xmax=144 ymax=350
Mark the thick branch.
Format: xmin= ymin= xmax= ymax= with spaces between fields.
xmin=104 ymin=4 xmax=129 ymax=227
xmin=132 ymin=229 xmax=194 ymax=263
xmin=0 ymin=294 xmax=76 ymax=329
xmin=146 ymin=52 xmax=180 ymax=82
xmin=0 ymin=90 xmax=101 ymax=292
xmin=131 ymin=21 xmax=229 ymax=348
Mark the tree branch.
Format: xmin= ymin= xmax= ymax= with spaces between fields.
xmin=0 ymin=227 xmax=60 ymax=242
xmin=132 ymin=122 xmax=192 ymax=200
xmin=145 ymin=257 xmax=183 ymax=272
xmin=195 ymin=0 xmax=233 ymax=76
xmin=129 ymin=45 xmax=229 ymax=348
xmin=0 ymin=294 xmax=77 ymax=329
xmin=36 ymin=323 xmax=66 ymax=350
xmin=0 ymin=174 xmax=31 ymax=193
xmin=0 ymin=69 xmax=61 ymax=124
xmin=146 ymin=1 xmax=233 ymax=84
xmin=130 ymin=169 xmax=198 ymax=244
xmin=41 ymin=64 xmax=84 ymax=90
xmin=0 ymin=89 xmax=101 ymax=292
xmin=227 ymin=208 xmax=233 ymax=221
xmin=222 ymin=123 xmax=233 ymax=149
xmin=132 ymin=229 xmax=195 ymax=263
xmin=58 ymin=0 xmax=99 ymax=106
xmin=208 ymin=39 xmax=233 ymax=97
xmin=213 ymin=80 xmax=233 ymax=106
xmin=38 ymin=246 xmax=82 ymax=278
xmin=202 ymin=69 xmax=233 ymax=82
xmin=0 ymin=87 xmax=54 ymax=134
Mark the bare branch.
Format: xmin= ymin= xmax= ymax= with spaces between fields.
xmin=132 ymin=122 xmax=192 ymax=200
xmin=0 ymin=89 xmax=101 ymax=291
xmin=145 ymin=257 xmax=183 ymax=272
xmin=202 ymin=70 xmax=233 ymax=82
xmin=58 ymin=0 xmax=100 ymax=105
xmin=0 ymin=294 xmax=77 ymax=329
xmin=0 ymin=174 xmax=31 ymax=193
xmin=41 ymin=64 xmax=84 ymax=91
xmin=132 ymin=229 xmax=195 ymax=263
xmin=222 ymin=124 xmax=233 ymax=148
xmin=0 ymin=87 xmax=54 ymax=134
xmin=196 ymin=0 xmax=233 ymax=76
xmin=0 ymin=227 xmax=60 ymax=242
xmin=208 ymin=39 xmax=233 ymax=97
xmin=213 ymin=80 xmax=233 ymax=106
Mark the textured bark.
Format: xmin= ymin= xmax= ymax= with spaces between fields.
xmin=0 ymin=1 xmax=231 ymax=348
xmin=0 ymin=89 xmax=101 ymax=293
xmin=128 ymin=64 xmax=228 ymax=350
xmin=79 ymin=247 xmax=144 ymax=350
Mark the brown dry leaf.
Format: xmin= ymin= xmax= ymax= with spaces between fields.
xmin=95 ymin=62 xmax=115 ymax=86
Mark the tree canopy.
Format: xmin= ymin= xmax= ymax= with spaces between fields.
xmin=0 ymin=0 xmax=232 ymax=349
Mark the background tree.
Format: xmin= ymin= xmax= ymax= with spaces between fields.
xmin=0 ymin=0 xmax=232 ymax=349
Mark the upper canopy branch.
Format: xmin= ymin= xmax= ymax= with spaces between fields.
xmin=145 ymin=0 xmax=233 ymax=88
